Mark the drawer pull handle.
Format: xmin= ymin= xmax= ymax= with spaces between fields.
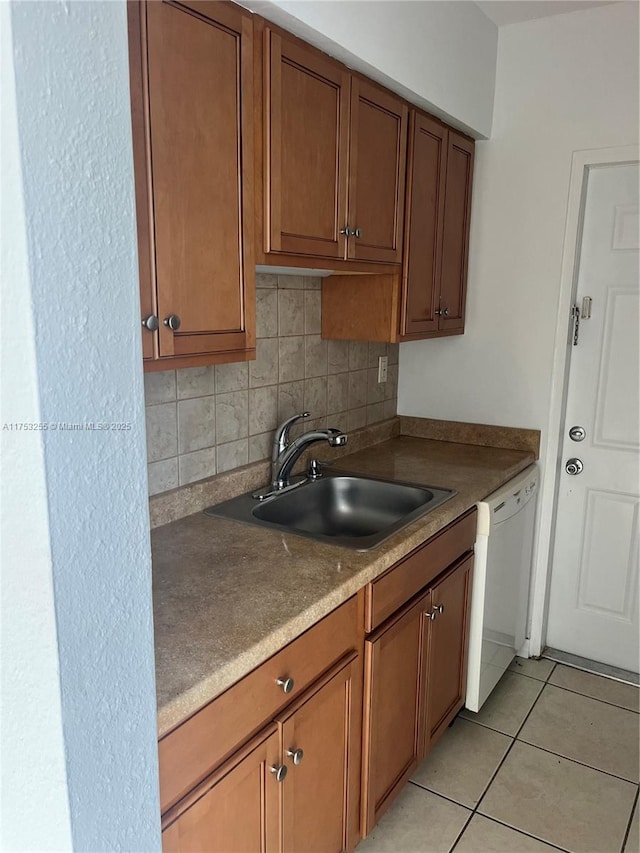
xmin=276 ymin=676 xmax=294 ymax=694
xmin=286 ymin=747 xmax=304 ymax=766
xmin=270 ymin=764 xmax=287 ymax=782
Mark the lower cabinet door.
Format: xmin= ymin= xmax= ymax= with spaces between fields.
xmin=361 ymin=593 xmax=429 ymax=834
xmin=162 ymin=726 xmax=281 ymax=853
xmin=278 ymin=653 xmax=360 ymax=853
xmin=423 ymin=554 xmax=473 ymax=751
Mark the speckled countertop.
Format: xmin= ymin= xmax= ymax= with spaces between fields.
xmin=152 ymin=434 xmax=536 ymax=737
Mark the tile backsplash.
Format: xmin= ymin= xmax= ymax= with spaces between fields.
xmin=144 ymin=273 xmax=398 ymax=495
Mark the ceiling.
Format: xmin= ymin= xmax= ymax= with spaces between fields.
xmin=475 ymin=1 xmax=619 ymax=27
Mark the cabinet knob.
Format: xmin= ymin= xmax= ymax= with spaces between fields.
xmin=276 ymin=676 xmax=294 ymax=694
xmin=340 ymin=226 xmax=354 ymax=237
xmin=270 ymin=764 xmax=287 ymax=783
xmin=286 ymin=747 xmax=304 ymax=766
xmin=434 ymin=604 xmax=445 ymax=614
xmin=142 ymin=314 xmax=159 ymax=332
xmin=435 ymin=307 xmax=449 ymax=317
xmin=425 ymin=609 xmax=438 ymax=621
xmin=354 ymin=228 xmax=362 ymax=238
xmin=163 ymin=314 xmax=181 ymax=331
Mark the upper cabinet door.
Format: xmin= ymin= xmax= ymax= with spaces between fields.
xmin=347 ymin=78 xmax=408 ymax=264
xmin=400 ymin=112 xmax=448 ymax=338
xmin=265 ymin=29 xmax=350 ymax=259
xmin=438 ymin=131 xmax=474 ymax=333
xmin=144 ymin=0 xmax=255 ymax=359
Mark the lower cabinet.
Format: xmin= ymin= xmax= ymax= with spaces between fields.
xmin=361 ymin=594 xmax=429 ymax=832
xmin=424 ymin=555 xmax=473 ymax=750
xmin=159 ymin=510 xmax=476 ymax=850
xmin=163 ymin=654 xmax=359 ymax=852
xmin=162 ymin=727 xmax=280 ymax=853
xmin=279 ymin=655 xmax=360 ymax=852
xmin=361 ymin=512 xmax=475 ymax=835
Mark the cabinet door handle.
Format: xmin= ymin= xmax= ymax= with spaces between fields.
xmin=435 ymin=308 xmax=449 ymax=317
xmin=163 ymin=313 xmax=181 ymax=331
xmin=142 ymin=314 xmax=159 ymax=332
xmin=276 ymin=676 xmax=294 ymax=694
xmin=425 ymin=609 xmax=438 ymax=621
xmin=340 ymin=226 xmax=354 ymax=237
xmin=270 ymin=764 xmax=287 ymax=782
xmin=434 ymin=604 xmax=445 ymax=614
xmin=354 ymin=228 xmax=362 ymax=238
xmin=286 ymin=747 xmax=304 ymax=766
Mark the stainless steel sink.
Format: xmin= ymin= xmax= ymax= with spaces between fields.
xmin=204 ymin=472 xmax=455 ymax=551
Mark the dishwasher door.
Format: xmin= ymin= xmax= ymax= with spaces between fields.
xmin=465 ymin=465 xmax=538 ymax=712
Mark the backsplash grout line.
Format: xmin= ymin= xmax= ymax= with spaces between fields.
xmin=145 ymin=273 xmax=398 ymax=496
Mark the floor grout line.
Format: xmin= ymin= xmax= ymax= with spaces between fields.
xmin=471 ymin=813 xmax=574 ymax=852
xmin=514 ymin=737 xmax=640 ymax=786
xmin=407 ymin=779 xmax=474 ymax=813
xmin=619 ymin=786 xmax=639 ymax=853
xmin=541 ymin=680 xmax=640 ymax=714
xmin=473 ymin=678 xmax=549 ymax=817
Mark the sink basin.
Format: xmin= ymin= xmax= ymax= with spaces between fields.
xmin=204 ymin=472 xmax=455 ymax=551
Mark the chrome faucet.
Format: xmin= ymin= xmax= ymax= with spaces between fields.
xmin=270 ymin=412 xmax=347 ymax=490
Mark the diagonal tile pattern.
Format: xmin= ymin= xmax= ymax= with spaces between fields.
xmin=356 ymin=658 xmax=640 ymax=853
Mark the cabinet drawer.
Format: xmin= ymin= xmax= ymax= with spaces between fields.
xmin=365 ymin=508 xmax=476 ymax=632
xmin=159 ymin=595 xmax=358 ymax=813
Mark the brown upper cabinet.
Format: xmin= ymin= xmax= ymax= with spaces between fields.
xmin=128 ymin=0 xmax=256 ymax=371
xmin=437 ymin=130 xmax=474 ymax=334
xmin=262 ymin=26 xmax=408 ymax=267
xmin=401 ymin=118 xmax=474 ymax=338
xmin=322 ymin=113 xmax=474 ymax=342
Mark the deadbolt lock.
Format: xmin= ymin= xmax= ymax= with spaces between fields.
xmin=569 ymin=426 xmax=586 ymax=442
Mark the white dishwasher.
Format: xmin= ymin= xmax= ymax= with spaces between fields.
xmin=465 ymin=464 xmax=539 ymax=712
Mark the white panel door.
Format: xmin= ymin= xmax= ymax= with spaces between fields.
xmin=546 ymin=162 xmax=639 ymax=673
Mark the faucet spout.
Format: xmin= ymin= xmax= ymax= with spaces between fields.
xmin=270 ymin=416 xmax=348 ymax=489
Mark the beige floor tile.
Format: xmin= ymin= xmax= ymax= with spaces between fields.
xmin=461 ymin=671 xmax=544 ymax=735
xmin=519 ymin=684 xmax=639 ymax=782
xmin=549 ymin=664 xmax=640 ymax=713
xmin=411 ymin=718 xmax=511 ymax=807
xmin=357 ymin=784 xmax=470 ymax=853
xmin=479 ymin=741 xmax=637 ymax=853
xmin=454 ymin=814 xmax=559 ymax=852
xmin=624 ymin=798 xmax=639 ymax=853
xmin=508 ymin=656 xmax=555 ymax=681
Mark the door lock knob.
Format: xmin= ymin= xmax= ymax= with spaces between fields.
xmin=565 ymin=458 xmax=584 ymax=475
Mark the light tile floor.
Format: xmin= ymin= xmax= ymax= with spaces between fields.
xmin=357 ymin=658 xmax=640 ymax=853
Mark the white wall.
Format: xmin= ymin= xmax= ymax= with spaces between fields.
xmin=241 ymin=0 xmax=498 ymax=138
xmin=0 ymin=5 xmax=73 ymax=848
xmin=2 ymin=1 xmax=160 ymax=848
xmin=398 ymin=1 xmax=639 ymax=642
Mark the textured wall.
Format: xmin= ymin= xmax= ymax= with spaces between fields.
xmin=145 ymin=273 xmax=399 ymax=495
xmin=8 ymin=1 xmax=160 ymax=849
xmin=0 ymin=4 xmax=73 ymax=848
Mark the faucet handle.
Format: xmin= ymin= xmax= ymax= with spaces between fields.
xmin=273 ymin=412 xmax=311 ymax=459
